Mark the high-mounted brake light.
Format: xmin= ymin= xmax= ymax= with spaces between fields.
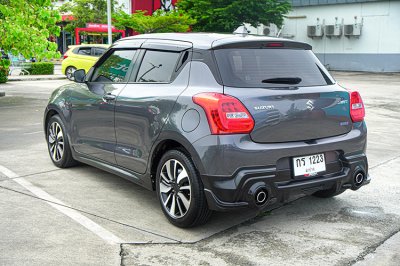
xmin=193 ymin=92 xmax=254 ymax=134
xmin=349 ymin=91 xmax=365 ymax=122
xmin=265 ymin=42 xmax=284 ymax=48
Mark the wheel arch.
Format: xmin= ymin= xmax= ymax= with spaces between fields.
xmin=44 ymin=108 xmax=60 ymax=133
xmin=43 ymin=105 xmax=72 ymax=142
xmin=149 ymin=133 xmax=204 ymax=191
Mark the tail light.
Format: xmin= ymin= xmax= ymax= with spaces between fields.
xmin=63 ymin=49 xmax=71 ymax=59
xmin=349 ymin=91 xmax=365 ymax=122
xmin=193 ymin=92 xmax=254 ymax=134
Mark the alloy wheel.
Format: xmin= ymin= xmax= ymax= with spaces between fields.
xmin=48 ymin=121 xmax=64 ymax=162
xmin=159 ymin=159 xmax=192 ymax=219
xmin=66 ymin=67 xmax=76 ymax=80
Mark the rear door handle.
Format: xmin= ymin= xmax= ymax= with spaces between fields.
xmin=103 ymin=93 xmax=116 ymax=101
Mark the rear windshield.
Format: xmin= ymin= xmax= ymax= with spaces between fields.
xmin=214 ymin=49 xmax=333 ymax=88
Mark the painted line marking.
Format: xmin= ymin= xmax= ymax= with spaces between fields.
xmin=0 ymin=164 xmax=124 ymax=245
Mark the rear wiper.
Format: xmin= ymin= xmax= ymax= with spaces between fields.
xmin=261 ymin=77 xmax=302 ymax=85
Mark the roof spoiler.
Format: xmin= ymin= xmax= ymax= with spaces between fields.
xmin=212 ymin=40 xmax=312 ymax=50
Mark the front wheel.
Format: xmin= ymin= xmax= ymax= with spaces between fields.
xmin=156 ymin=150 xmax=212 ymax=228
xmin=46 ymin=115 xmax=77 ymax=168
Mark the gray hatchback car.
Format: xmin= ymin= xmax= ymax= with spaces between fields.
xmin=44 ymin=33 xmax=369 ymax=227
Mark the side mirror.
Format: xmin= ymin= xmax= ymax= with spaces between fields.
xmin=74 ymin=69 xmax=86 ymax=83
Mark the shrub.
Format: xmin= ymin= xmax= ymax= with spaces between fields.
xmin=28 ymin=62 xmax=54 ymax=75
xmin=0 ymin=67 xmax=8 ymax=83
xmin=0 ymin=59 xmax=10 ymax=83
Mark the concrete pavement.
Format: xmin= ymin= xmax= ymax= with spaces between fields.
xmin=7 ymin=74 xmax=66 ymax=82
xmin=0 ymin=64 xmax=65 ymax=96
xmin=355 ymin=232 xmax=400 ymax=266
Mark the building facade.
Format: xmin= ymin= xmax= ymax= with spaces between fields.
xmin=53 ymin=0 xmax=176 ymax=53
xmin=130 ymin=0 xmax=177 ymax=14
xmin=54 ymin=0 xmax=129 ymax=53
xmin=281 ymin=0 xmax=400 ymax=72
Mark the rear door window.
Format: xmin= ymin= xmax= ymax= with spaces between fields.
xmin=77 ymin=47 xmax=91 ymax=56
xmin=214 ymin=49 xmax=333 ymax=88
xmin=134 ymin=50 xmax=180 ymax=83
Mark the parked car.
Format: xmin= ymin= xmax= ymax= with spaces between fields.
xmin=44 ymin=33 xmax=369 ymax=227
xmin=61 ymin=44 xmax=109 ymax=80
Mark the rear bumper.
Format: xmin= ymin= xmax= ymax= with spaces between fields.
xmin=203 ymin=153 xmax=369 ymax=211
xmin=191 ymin=123 xmax=369 ymax=211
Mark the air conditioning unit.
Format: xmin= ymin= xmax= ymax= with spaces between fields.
xmin=325 ymin=24 xmax=342 ymax=37
xmin=344 ymin=23 xmax=362 ymax=37
xmin=263 ymin=24 xmax=278 ymax=37
xmin=307 ymin=25 xmax=324 ymax=38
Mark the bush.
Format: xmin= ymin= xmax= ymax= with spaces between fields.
xmin=0 ymin=59 xmax=10 ymax=83
xmin=0 ymin=67 xmax=8 ymax=83
xmin=27 ymin=62 xmax=54 ymax=75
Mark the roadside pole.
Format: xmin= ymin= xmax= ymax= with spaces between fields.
xmin=107 ymin=0 xmax=112 ymax=45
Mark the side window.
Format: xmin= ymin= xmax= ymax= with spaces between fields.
xmin=135 ymin=50 xmax=180 ymax=83
xmin=91 ymin=50 xmax=137 ymax=83
xmin=77 ymin=47 xmax=91 ymax=55
xmin=176 ymin=50 xmax=190 ymax=71
xmin=92 ymin=48 xmax=106 ymax=57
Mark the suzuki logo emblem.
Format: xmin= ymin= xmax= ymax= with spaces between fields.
xmin=306 ymin=100 xmax=314 ymax=111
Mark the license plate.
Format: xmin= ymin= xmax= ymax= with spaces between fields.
xmin=293 ymin=153 xmax=326 ymax=177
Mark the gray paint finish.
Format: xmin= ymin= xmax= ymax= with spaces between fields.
xmin=316 ymin=53 xmax=400 ymax=72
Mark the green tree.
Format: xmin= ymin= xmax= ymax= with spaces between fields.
xmin=177 ymin=0 xmax=291 ymax=33
xmin=59 ymin=0 xmax=123 ymax=33
xmin=114 ymin=9 xmax=196 ymax=34
xmin=0 ymin=0 xmax=61 ymax=60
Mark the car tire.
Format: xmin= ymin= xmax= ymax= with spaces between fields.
xmin=313 ymin=185 xmax=345 ymax=198
xmin=156 ymin=149 xmax=212 ymax=228
xmin=46 ymin=115 xmax=77 ymax=168
xmin=65 ymin=66 xmax=77 ymax=81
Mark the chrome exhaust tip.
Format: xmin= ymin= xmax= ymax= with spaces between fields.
xmin=355 ymin=172 xmax=364 ymax=185
xmin=352 ymin=170 xmax=365 ymax=190
xmin=255 ymin=188 xmax=268 ymax=206
xmin=248 ymin=182 xmax=271 ymax=208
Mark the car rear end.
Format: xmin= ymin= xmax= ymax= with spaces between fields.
xmin=189 ymin=38 xmax=369 ymax=211
xmin=61 ymin=46 xmax=77 ymax=75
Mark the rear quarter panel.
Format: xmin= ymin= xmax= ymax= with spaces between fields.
xmin=63 ymin=54 xmax=99 ymax=74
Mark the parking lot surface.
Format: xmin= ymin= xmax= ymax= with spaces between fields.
xmin=0 ymin=72 xmax=399 ymax=265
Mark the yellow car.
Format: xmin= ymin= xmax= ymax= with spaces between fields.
xmin=62 ymin=44 xmax=109 ymax=80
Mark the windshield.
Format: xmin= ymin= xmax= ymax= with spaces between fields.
xmin=214 ymin=48 xmax=334 ymax=88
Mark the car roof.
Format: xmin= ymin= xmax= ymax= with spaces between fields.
xmin=68 ymin=44 xmax=110 ymax=49
xmin=116 ymin=33 xmax=311 ymax=50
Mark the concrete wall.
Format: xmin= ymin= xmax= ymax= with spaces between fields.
xmin=281 ymin=0 xmax=400 ymax=72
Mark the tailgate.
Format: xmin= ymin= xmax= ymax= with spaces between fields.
xmin=224 ymin=86 xmax=352 ymax=143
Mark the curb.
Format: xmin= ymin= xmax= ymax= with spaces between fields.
xmin=8 ymin=76 xmax=66 ymax=82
